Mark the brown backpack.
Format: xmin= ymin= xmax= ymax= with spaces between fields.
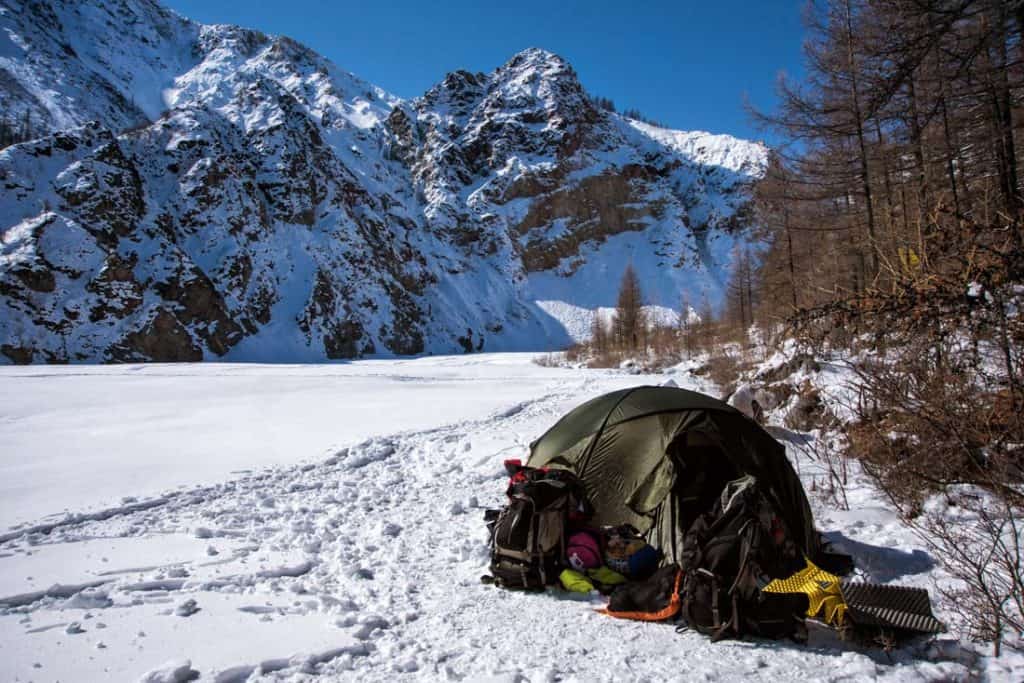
xmin=485 ymin=462 xmax=590 ymax=590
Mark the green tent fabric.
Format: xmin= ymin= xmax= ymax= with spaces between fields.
xmin=527 ymin=385 xmax=821 ymax=565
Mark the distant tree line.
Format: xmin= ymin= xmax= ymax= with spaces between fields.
xmin=558 ymin=262 xmax=729 ymax=378
xmin=588 ymin=94 xmax=666 ymax=128
xmin=0 ymin=110 xmax=38 ymax=149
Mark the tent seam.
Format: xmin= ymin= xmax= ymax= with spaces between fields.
xmin=576 ymin=386 xmax=640 ymax=479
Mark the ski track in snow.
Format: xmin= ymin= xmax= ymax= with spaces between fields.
xmin=0 ymin=357 xmax=1001 ymax=681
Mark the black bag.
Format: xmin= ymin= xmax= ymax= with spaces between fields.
xmin=603 ymin=564 xmax=683 ymax=621
xmin=680 ymin=475 xmax=809 ymax=642
xmin=484 ymin=461 xmax=590 ymax=590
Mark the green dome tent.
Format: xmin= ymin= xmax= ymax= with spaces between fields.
xmin=527 ymin=385 xmax=821 ymax=565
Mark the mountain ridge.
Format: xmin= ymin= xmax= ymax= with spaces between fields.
xmin=0 ymin=0 xmax=766 ymax=363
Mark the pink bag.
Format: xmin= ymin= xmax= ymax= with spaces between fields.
xmin=567 ymin=530 xmax=602 ymax=570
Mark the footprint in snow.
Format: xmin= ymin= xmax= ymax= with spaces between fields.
xmin=379 ymin=522 xmax=402 ymax=537
xmin=353 ymin=615 xmax=389 ymax=640
xmin=174 ymin=599 xmax=200 ymax=617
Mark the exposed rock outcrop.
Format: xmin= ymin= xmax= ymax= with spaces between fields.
xmin=0 ymin=1 xmax=766 ymax=363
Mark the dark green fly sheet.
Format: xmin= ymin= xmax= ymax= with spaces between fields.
xmin=527 ymin=386 xmax=820 ymax=565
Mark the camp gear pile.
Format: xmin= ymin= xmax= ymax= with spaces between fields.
xmin=482 ymin=386 xmax=946 ymax=647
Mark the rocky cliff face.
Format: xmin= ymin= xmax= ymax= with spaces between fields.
xmin=0 ymin=0 xmax=766 ymax=363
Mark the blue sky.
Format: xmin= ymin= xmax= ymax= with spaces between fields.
xmin=162 ymin=0 xmax=806 ymax=142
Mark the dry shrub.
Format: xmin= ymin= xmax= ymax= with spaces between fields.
xmin=844 ymin=338 xmax=1024 ymax=655
xmin=846 ymin=345 xmax=1024 ymax=511
xmin=705 ymin=353 xmax=743 ymax=390
xmin=921 ymin=490 xmax=1024 ymax=655
xmin=564 ymin=344 xmax=583 ymax=364
xmin=532 ymin=352 xmax=562 ymax=368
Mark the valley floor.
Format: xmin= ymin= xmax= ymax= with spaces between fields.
xmin=0 ymin=354 xmax=1015 ymax=681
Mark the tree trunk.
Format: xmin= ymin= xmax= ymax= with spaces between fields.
xmin=844 ymin=0 xmax=880 ymax=278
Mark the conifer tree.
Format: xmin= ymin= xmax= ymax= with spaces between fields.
xmin=679 ymin=293 xmax=692 ymax=359
xmin=590 ymin=309 xmax=608 ymax=355
xmin=613 ymin=263 xmax=645 ymax=352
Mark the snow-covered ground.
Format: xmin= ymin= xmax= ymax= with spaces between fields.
xmin=0 ymin=356 xmax=600 ymax=527
xmin=0 ymin=354 xmax=1013 ymax=681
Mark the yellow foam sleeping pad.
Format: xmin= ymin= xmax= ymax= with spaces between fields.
xmin=763 ymin=558 xmax=847 ymax=627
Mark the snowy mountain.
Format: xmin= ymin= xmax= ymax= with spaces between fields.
xmin=0 ymin=0 xmax=767 ymax=363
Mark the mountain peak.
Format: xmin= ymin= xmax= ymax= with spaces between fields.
xmin=495 ymin=47 xmax=578 ymax=87
xmin=0 ymin=0 xmax=766 ymax=363
xmin=480 ymin=47 xmax=591 ymax=130
xmin=503 ymin=47 xmax=569 ymax=70
xmin=424 ymin=48 xmax=579 ymax=111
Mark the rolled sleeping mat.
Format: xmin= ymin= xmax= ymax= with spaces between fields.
xmin=839 ymin=581 xmax=946 ymax=635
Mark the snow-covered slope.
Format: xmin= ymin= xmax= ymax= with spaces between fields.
xmin=0 ymin=0 xmax=199 ymax=131
xmin=0 ymin=0 xmax=766 ymax=363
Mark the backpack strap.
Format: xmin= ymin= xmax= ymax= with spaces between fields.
xmin=727 ymin=518 xmax=757 ymax=595
xmin=533 ymin=511 xmax=546 ymax=585
xmin=711 ymin=592 xmax=741 ymax=642
xmin=558 ymin=510 xmax=567 ymax=568
xmin=709 ymin=572 xmax=721 ymax=631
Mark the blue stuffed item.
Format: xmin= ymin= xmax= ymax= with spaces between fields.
xmin=626 ymin=543 xmax=661 ymax=580
xmin=603 ymin=528 xmax=662 ymax=580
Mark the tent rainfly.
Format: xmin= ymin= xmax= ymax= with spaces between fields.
xmin=527 ymin=385 xmax=822 ymax=565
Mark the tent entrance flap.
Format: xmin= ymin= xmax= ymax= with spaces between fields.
xmin=625 ymin=457 xmax=675 ymax=515
xmin=669 ymin=432 xmax=742 ymax=535
xmin=642 ymin=432 xmax=744 ymax=565
xmin=620 ymin=428 xmax=734 ymax=519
